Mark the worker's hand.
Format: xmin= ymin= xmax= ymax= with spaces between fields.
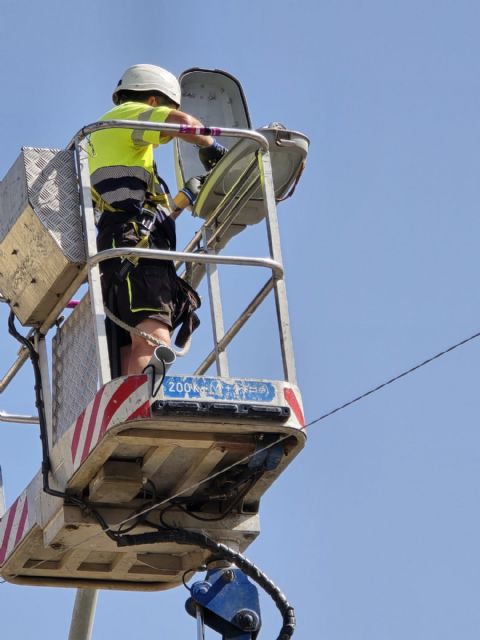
xmin=198 ymin=140 xmax=227 ymax=171
xmin=180 ymin=175 xmax=207 ymax=206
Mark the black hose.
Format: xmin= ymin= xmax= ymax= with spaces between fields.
xmin=7 ymin=313 xmax=77 ymax=501
xmin=115 ymin=527 xmax=295 ymax=639
xmin=107 ymin=281 xmax=121 ymax=378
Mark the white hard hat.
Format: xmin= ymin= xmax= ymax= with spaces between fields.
xmin=112 ymin=64 xmax=181 ymax=107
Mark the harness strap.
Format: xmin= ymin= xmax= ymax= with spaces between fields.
xmin=91 ymin=171 xmax=172 ymax=216
xmin=91 ymin=186 xmax=120 ymax=214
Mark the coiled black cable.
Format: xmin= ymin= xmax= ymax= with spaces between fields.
xmin=113 ymin=527 xmax=295 ymax=639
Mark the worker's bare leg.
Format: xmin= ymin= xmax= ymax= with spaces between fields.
xmin=125 ymin=318 xmax=171 ymax=375
xmin=120 ymin=345 xmax=131 ymax=377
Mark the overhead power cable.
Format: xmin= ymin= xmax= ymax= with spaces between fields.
xmin=304 ymin=330 xmax=480 ymax=428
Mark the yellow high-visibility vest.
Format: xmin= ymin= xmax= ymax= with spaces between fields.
xmin=88 ymin=101 xmax=173 ymax=212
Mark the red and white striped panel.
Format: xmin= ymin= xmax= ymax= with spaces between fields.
xmin=0 ymin=492 xmax=29 ymax=566
xmin=71 ymin=375 xmax=151 ymax=469
xmin=283 ymin=387 xmax=305 ymax=428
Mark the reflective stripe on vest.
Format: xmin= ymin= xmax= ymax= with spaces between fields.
xmin=91 ymin=165 xmax=151 ymax=212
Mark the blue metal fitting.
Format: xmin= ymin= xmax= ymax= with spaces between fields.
xmin=186 ymin=567 xmax=261 ymax=638
xmin=191 ymin=580 xmax=211 ymax=597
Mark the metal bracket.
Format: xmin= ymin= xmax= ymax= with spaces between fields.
xmin=186 ymin=567 xmax=261 ymax=639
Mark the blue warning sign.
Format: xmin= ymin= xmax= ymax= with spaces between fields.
xmin=163 ymin=376 xmax=276 ymax=402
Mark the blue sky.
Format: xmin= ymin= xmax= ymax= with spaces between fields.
xmin=1 ymin=1 xmax=480 ymax=638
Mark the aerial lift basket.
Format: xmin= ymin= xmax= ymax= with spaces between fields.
xmin=0 ymin=69 xmax=308 ymax=596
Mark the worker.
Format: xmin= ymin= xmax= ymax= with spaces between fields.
xmin=88 ymin=64 xmax=227 ymax=376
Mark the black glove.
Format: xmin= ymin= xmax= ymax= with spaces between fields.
xmin=198 ymin=140 xmax=227 ymax=171
xmin=180 ymin=175 xmax=207 ymax=206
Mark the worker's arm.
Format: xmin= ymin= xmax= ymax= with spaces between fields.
xmin=166 ymin=110 xmax=215 ymax=147
xmin=166 ymin=110 xmax=228 ymax=170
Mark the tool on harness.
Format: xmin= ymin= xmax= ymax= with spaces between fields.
xmin=116 ymin=208 xmax=159 ymax=280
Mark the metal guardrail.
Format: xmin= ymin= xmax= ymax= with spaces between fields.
xmin=0 ymin=411 xmax=39 ymax=425
xmin=89 ymin=246 xmax=284 ymax=278
xmin=68 ymin=121 xmax=270 ymax=152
